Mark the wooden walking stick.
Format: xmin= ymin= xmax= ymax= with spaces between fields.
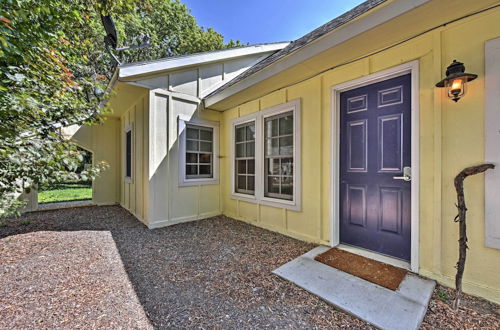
xmin=452 ymin=163 xmax=495 ymax=310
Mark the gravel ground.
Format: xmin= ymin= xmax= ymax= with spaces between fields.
xmin=1 ymin=205 xmax=499 ymax=329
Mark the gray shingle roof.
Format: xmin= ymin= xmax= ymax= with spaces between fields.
xmin=205 ymin=0 xmax=387 ymax=99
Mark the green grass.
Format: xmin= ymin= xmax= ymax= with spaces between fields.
xmin=38 ymin=182 xmax=92 ymax=204
xmin=437 ymin=288 xmax=449 ymax=302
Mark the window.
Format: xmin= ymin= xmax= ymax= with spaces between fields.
xmin=231 ymin=99 xmax=301 ymax=211
xmin=264 ymin=112 xmax=294 ymax=200
xmin=125 ymin=125 xmax=133 ymax=182
xmin=179 ymin=119 xmax=219 ymax=186
xmin=185 ymin=124 xmax=213 ymax=179
xmin=235 ymin=122 xmax=255 ymax=194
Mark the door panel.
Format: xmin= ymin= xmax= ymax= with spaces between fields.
xmin=339 ymin=74 xmax=411 ymax=261
xmin=347 ymin=184 xmax=367 ymax=227
xmin=347 ymin=120 xmax=368 ymax=172
xmin=378 ymin=114 xmax=402 ymax=172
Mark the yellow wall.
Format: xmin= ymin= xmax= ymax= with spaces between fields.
xmin=120 ymin=90 xmax=149 ymax=225
xmin=72 ymin=117 xmax=120 ymax=206
xmin=219 ymin=7 xmax=500 ymax=303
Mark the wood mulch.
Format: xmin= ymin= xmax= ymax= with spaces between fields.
xmin=0 ymin=205 xmax=499 ymax=329
xmin=315 ymin=247 xmax=407 ymax=290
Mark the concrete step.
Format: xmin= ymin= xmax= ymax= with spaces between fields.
xmin=273 ymin=246 xmax=435 ymax=330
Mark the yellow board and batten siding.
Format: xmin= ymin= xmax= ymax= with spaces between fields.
xmin=71 ymin=117 xmax=121 ymax=206
xmin=120 ymin=88 xmax=150 ymax=225
xmin=217 ymin=5 xmax=500 ymax=303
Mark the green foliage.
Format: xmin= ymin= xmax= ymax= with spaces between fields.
xmin=0 ymin=0 xmax=239 ymax=217
xmin=437 ymin=288 xmax=449 ymax=302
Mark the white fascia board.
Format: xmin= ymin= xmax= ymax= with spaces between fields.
xmin=204 ymin=0 xmax=430 ymax=108
xmin=119 ymin=43 xmax=290 ymax=79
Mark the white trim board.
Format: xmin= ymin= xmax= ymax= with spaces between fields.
xmin=485 ymin=37 xmax=500 ymax=250
xmin=119 ymin=43 xmax=290 ymax=79
xmin=147 ymin=210 xmax=222 ymax=229
xmin=330 ymin=60 xmax=420 ymax=273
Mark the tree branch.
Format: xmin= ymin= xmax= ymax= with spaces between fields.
xmin=452 ymin=163 xmax=495 ymax=310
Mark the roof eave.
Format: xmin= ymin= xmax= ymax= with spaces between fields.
xmin=204 ymin=0 xmax=431 ymax=110
xmin=118 ymin=42 xmax=290 ymax=80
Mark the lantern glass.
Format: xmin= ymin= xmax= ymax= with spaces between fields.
xmin=446 ymin=77 xmax=466 ymax=102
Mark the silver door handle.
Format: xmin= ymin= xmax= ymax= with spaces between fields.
xmin=393 ymin=166 xmax=411 ymax=182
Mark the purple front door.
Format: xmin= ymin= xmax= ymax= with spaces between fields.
xmin=339 ymin=74 xmax=411 ymax=261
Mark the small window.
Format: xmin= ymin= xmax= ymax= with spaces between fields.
xmin=235 ymin=121 xmax=256 ymax=195
xmin=185 ymin=124 xmax=213 ymax=179
xmin=125 ymin=126 xmax=133 ymax=181
xmin=179 ymin=119 xmax=219 ymax=186
xmin=264 ymin=112 xmax=294 ymax=200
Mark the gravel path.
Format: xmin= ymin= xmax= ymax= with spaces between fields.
xmin=1 ymin=205 xmax=499 ymax=329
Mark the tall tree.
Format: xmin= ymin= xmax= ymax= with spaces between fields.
xmin=0 ymin=0 xmax=241 ymax=217
xmin=85 ymin=0 xmax=242 ymax=79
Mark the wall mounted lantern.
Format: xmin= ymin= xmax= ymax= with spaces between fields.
xmin=436 ymin=60 xmax=477 ymax=102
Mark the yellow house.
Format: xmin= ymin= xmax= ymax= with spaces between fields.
xmin=72 ymin=0 xmax=500 ymax=304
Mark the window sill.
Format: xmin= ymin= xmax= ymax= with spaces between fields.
xmin=230 ymin=193 xmax=301 ymax=211
xmin=179 ymin=178 xmax=219 ymax=187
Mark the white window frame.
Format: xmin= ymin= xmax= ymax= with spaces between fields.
xmin=124 ymin=124 xmax=133 ymax=184
xmin=231 ymin=113 xmax=261 ymax=202
xmin=485 ymin=37 xmax=500 ymax=250
xmin=230 ymin=99 xmax=301 ymax=211
xmin=234 ymin=119 xmax=258 ymax=196
xmin=178 ymin=117 xmax=219 ymax=186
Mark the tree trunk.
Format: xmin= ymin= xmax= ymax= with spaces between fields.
xmin=452 ymin=163 xmax=494 ymax=310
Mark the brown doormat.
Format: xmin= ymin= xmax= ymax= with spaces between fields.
xmin=315 ymin=248 xmax=407 ymax=290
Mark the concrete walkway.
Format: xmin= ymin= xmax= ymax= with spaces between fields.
xmin=273 ymin=246 xmax=436 ymax=330
xmin=37 ymin=200 xmax=94 ymax=211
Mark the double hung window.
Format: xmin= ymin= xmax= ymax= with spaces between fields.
xmin=231 ymin=99 xmax=300 ymax=210
xmin=235 ymin=122 xmax=256 ymax=194
xmin=179 ymin=119 xmax=219 ymax=186
xmin=185 ymin=125 xmax=213 ymax=179
xmin=264 ymin=112 xmax=294 ymax=200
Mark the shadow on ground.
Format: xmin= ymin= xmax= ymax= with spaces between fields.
xmin=0 ymin=205 xmax=371 ymax=329
xmin=1 ymin=205 xmax=499 ymax=329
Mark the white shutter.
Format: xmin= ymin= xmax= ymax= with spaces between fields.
xmin=485 ymin=37 xmax=500 ymax=249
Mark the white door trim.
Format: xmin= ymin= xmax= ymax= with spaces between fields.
xmin=330 ymin=60 xmax=420 ymax=273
